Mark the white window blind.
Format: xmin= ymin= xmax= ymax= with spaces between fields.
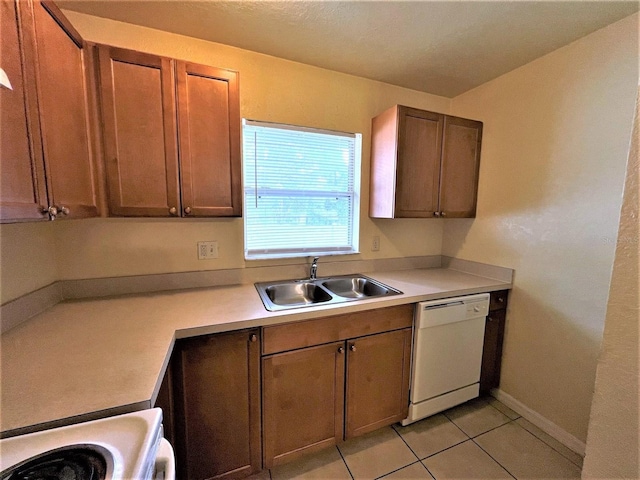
xmin=243 ymin=120 xmax=360 ymax=259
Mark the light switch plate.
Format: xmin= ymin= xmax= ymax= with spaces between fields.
xmin=197 ymin=241 xmax=219 ymax=260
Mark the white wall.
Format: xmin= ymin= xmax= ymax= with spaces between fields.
xmin=444 ymin=13 xmax=639 ymax=443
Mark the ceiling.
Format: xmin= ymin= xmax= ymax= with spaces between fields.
xmin=59 ymin=1 xmax=639 ymax=97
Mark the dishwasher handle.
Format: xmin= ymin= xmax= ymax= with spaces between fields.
xmin=416 ymin=298 xmax=489 ymax=329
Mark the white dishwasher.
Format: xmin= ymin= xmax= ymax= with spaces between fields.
xmin=402 ymin=293 xmax=490 ymax=425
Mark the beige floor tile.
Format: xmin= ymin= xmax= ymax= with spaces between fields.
xmin=487 ymin=397 xmax=521 ymax=420
xmin=515 ymin=418 xmax=584 ymax=468
xmin=338 ymin=427 xmax=418 ymax=479
xmin=444 ymin=398 xmax=511 ymax=437
xmin=381 ymin=462 xmax=434 ymax=480
xmin=270 ymin=446 xmax=351 ymax=480
xmin=476 ymin=422 xmax=582 ymax=479
xmin=422 ymin=440 xmax=512 ymax=479
xmin=393 ymin=414 xmax=468 ymax=459
xmin=246 ymin=470 xmax=272 ymax=480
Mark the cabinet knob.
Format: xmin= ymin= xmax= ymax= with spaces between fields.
xmin=338 ymin=346 xmax=345 ymax=354
xmin=487 ymin=316 xmax=493 ymax=323
xmin=57 ymin=205 xmax=70 ymax=216
xmin=440 ymin=212 xmax=446 ymax=217
xmin=434 ymin=212 xmax=441 ymax=217
xmin=349 ymin=344 xmax=356 ymax=352
xmin=184 ymin=206 xmax=192 ymax=215
xmin=498 ymin=297 xmax=505 ymax=303
xmin=169 ymin=207 xmax=178 ymax=215
xmin=249 ymin=334 xmax=257 ymax=342
xmin=43 ymin=206 xmax=58 ymax=219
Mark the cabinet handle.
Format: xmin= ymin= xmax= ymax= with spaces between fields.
xmin=440 ymin=212 xmax=447 ymax=217
xmin=57 ymin=205 xmax=70 ymax=216
xmin=337 ymin=346 xmax=345 ymax=354
xmin=184 ymin=206 xmax=192 ymax=215
xmin=434 ymin=212 xmax=441 ymax=217
xmin=249 ymin=334 xmax=257 ymax=342
xmin=487 ymin=316 xmax=493 ymax=323
xmin=349 ymin=344 xmax=356 ymax=352
xmin=169 ymin=207 xmax=178 ymax=216
xmin=498 ymin=297 xmax=505 ymax=304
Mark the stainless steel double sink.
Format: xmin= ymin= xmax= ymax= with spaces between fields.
xmin=255 ymin=274 xmax=403 ymax=312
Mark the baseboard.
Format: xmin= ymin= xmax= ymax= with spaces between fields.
xmin=490 ymin=388 xmax=586 ymax=456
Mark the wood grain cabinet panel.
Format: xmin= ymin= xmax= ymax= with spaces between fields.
xmin=176 ymin=61 xmax=241 ymax=217
xmin=261 ymin=306 xmax=414 ymax=469
xmin=345 ymin=328 xmax=412 ymax=439
xmin=262 ymin=342 xmax=345 ymax=469
xmin=370 ymin=104 xmax=482 ymax=219
xmin=0 ymin=0 xmax=47 ymax=221
xmin=97 ymin=46 xmax=241 ymax=217
xmin=97 ymin=46 xmax=180 ymax=217
xmin=1 ymin=0 xmax=99 ymax=222
xmin=173 ymin=329 xmax=261 ymax=480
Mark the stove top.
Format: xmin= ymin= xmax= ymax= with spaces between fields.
xmin=0 ymin=409 xmax=163 ymax=480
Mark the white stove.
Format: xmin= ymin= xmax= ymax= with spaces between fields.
xmin=0 ymin=408 xmax=174 ymax=480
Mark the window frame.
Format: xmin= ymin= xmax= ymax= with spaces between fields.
xmin=242 ymin=119 xmax=361 ymax=260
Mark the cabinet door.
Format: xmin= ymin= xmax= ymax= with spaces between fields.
xmin=345 ymin=328 xmax=412 ymax=439
xmin=480 ymin=309 xmax=506 ymax=393
xmin=30 ymin=0 xmax=98 ymax=219
xmin=262 ymin=342 xmax=345 ymax=469
xmin=439 ymin=116 xmax=483 ymax=218
xmin=176 ymin=61 xmax=241 ymax=217
xmin=174 ymin=330 xmax=261 ymax=480
xmin=98 ymin=45 xmax=180 ymax=217
xmin=396 ymin=107 xmax=443 ymax=217
xmin=0 ymin=0 xmax=48 ymax=221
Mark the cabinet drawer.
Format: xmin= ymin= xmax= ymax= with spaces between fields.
xmin=262 ymin=304 xmax=413 ymax=355
xmin=489 ymin=290 xmax=509 ymax=311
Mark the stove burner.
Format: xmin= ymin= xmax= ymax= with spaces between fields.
xmin=0 ymin=448 xmax=107 ymax=480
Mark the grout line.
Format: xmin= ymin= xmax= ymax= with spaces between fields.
xmin=418 ymin=459 xmax=436 ymax=480
xmin=512 ymin=420 xmax=584 ymax=469
xmin=391 ymin=424 xmax=422 ymax=461
xmin=470 ymin=434 xmax=518 ymax=480
xmin=419 ymin=438 xmax=471 ymax=461
xmin=374 ymin=460 xmax=422 ymax=479
xmin=336 ymin=445 xmax=355 ymax=480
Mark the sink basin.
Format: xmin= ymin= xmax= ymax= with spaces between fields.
xmin=322 ymin=277 xmax=393 ymax=299
xmin=264 ymin=282 xmax=332 ymax=307
xmin=255 ymin=274 xmax=402 ymax=312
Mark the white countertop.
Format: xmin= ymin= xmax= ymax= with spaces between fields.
xmin=0 ymin=267 xmax=510 ymax=436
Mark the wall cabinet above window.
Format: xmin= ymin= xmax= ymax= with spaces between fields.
xmin=1 ymin=0 xmax=100 ymax=223
xmin=369 ymin=105 xmax=483 ymax=219
xmin=96 ymin=45 xmax=241 ymax=217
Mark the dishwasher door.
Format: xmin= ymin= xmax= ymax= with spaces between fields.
xmin=403 ymin=293 xmax=489 ymax=425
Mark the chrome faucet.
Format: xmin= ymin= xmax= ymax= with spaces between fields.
xmin=309 ymin=257 xmax=320 ymax=280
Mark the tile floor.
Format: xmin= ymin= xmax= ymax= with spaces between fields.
xmin=252 ymin=396 xmax=583 ymax=480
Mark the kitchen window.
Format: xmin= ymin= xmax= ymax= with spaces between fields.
xmin=242 ymin=120 xmax=361 ymax=259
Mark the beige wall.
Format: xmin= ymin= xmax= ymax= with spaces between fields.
xmin=0 ymin=12 xmax=449 ymax=303
xmin=444 ymin=14 xmax=639 ymax=443
xmin=582 ymin=88 xmax=639 ymax=478
xmin=0 ymin=222 xmax=57 ymax=303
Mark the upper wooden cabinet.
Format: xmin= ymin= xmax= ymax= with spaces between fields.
xmin=1 ymin=0 xmax=99 ymax=222
xmin=369 ymin=105 xmax=482 ymax=219
xmin=97 ymin=45 xmax=241 ymax=217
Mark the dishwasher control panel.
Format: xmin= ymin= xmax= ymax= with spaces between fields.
xmin=465 ymin=299 xmax=489 ymax=318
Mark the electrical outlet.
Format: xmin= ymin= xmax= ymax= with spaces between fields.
xmin=372 ymin=235 xmax=380 ymax=252
xmin=197 ymin=241 xmax=219 ymax=260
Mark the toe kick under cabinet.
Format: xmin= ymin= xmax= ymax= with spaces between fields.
xmin=261 ymin=305 xmax=413 ymax=469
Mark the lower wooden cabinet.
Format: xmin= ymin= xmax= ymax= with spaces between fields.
xmin=262 ymin=342 xmax=345 ymax=468
xmin=345 ymin=329 xmax=412 ymax=439
xmin=480 ymin=290 xmax=509 ymax=393
xmin=261 ymin=305 xmax=413 ymax=469
xmin=172 ymin=329 xmax=261 ymax=480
